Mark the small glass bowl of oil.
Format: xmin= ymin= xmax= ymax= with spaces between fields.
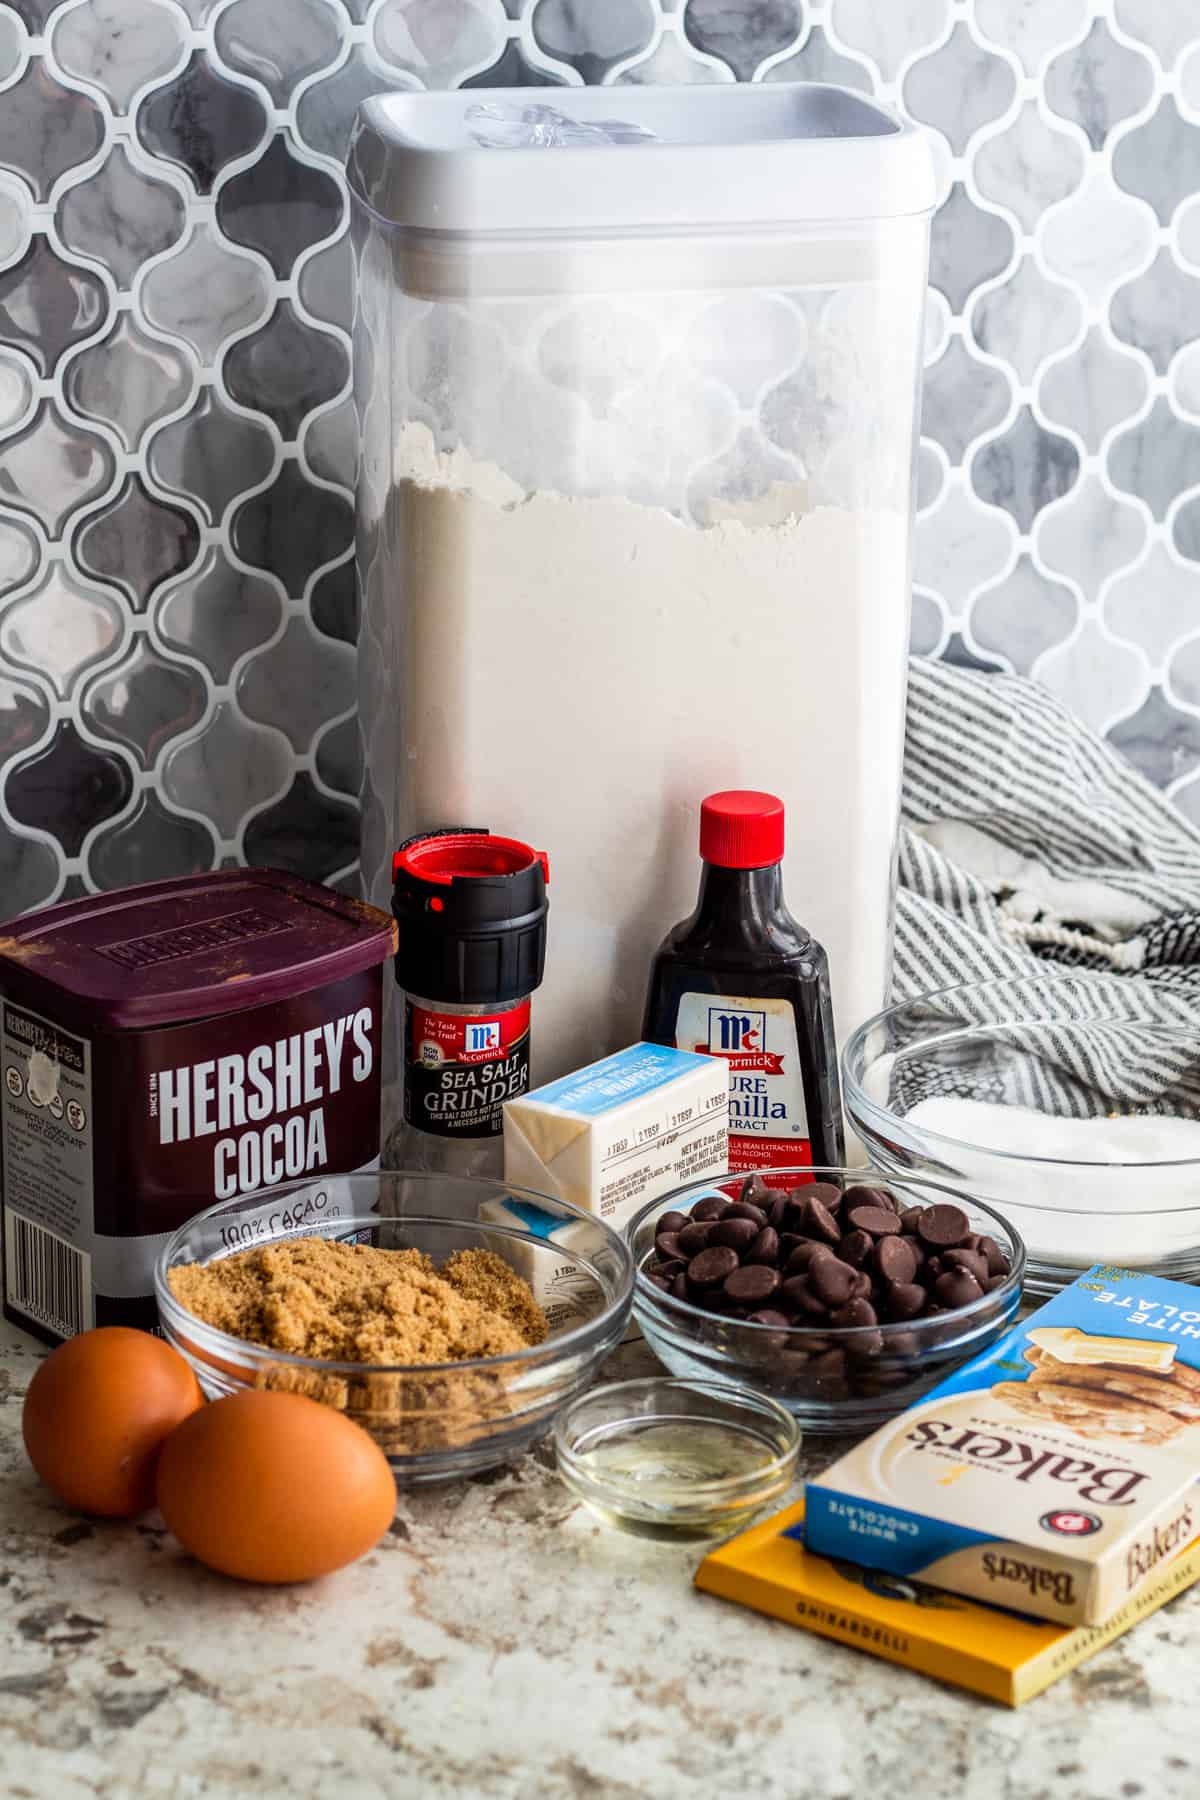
xmin=554 ymin=1378 xmax=800 ymax=1540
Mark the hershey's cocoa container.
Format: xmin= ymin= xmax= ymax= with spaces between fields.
xmin=0 ymin=870 xmax=397 ymax=1345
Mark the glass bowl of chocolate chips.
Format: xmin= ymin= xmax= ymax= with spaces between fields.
xmin=627 ymin=1167 xmax=1025 ymax=1433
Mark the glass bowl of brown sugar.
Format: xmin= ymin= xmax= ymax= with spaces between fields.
xmin=155 ymin=1171 xmax=634 ymax=1484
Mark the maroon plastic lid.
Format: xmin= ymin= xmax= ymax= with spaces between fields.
xmin=0 ymin=870 xmax=398 ymax=1034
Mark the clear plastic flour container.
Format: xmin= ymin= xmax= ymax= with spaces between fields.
xmin=347 ymin=86 xmax=935 ymax=1117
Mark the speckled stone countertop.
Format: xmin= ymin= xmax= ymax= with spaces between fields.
xmin=1 ymin=1318 xmax=1198 ymax=1800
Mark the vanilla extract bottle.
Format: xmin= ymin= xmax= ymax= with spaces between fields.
xmin=642 ymin=791 xmax=844 ymax=1176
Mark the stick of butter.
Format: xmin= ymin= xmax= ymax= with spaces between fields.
xmin=502 ymin=1042 xmax=728 ymax=1229
xmin=1028 ymin=1326 xmax=1177 ymax=1373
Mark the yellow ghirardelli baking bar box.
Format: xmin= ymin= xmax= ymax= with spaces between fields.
xmin=806 ymin=1265 xmax=1200 ymax=1626
xmin=696 ymin=1499 xmax=1200 ymax=1707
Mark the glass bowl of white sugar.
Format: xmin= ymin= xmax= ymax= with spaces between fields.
xmin=844 ymin=975 xmax=1200 ymax=1296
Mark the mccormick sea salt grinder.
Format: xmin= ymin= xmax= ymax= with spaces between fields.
xmin=643 ymin=792 xmax=844 ymax=1175
xmin=390 ymin=829 xmax=549 ymax=1177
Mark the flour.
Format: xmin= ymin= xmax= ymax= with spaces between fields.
xmin=364 ymin=420 xmax=910 ymax=1088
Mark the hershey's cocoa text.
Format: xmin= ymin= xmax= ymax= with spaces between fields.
xmin=154 ymin=1009 xmax=374 ymax=1196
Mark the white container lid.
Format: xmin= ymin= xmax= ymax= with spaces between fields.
xmin=347 ymin=84 xmax=937 ymax=236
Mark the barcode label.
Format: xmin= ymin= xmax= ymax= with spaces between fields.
xmin=4 ymin=1212 xmax=93 ymax=1339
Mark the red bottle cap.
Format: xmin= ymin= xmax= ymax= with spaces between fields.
xmin=699 ymin=791 xmax=785 ymax=869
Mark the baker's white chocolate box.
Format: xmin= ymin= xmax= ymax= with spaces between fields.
xmin=807 ymin=1266 xmax=1200 ymax=1626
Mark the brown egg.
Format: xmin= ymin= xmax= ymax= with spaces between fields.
xmin=156 ymin=1390 xmax=396 ymax=1584
xmin=22 ymin=1327 xmax=203 ymax=1518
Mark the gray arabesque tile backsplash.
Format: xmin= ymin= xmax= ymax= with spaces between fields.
xmin=0 ymin=0 xmax=1198 ymax=908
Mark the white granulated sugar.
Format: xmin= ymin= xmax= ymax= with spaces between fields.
xmin=906 ymin=1096 xmax=1200 ymax=1269
xmin=385 ymin=420 xmax=910 ymax=1084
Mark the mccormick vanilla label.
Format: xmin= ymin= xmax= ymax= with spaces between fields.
xmin=673 ymin=992 xmax=809 ymax=1173
xmin=806 ymin=1266 xmax=1200 ymax=1626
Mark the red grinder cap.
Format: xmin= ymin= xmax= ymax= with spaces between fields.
xmin=392 ymin=827 xmax=549 ymax=1005
xmin=699 ymin=791 xmax=785 ymax=869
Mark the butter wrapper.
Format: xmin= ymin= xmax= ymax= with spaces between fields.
xmin=698 ymin=1498 xmax=1200 ymax=1707
xmin=479 ymin=1193 xmax=641 ymax=1342
xmin=806 ymin=1266 xmax=1200 ymax=1626
xmin=503 ymin=1042 xmax=728 ymax=1230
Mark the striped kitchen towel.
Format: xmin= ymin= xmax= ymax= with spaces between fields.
xmin=890 ymin=658 xmax=1200 ymax=1119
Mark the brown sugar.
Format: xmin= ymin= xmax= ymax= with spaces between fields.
xmin=168 ymin=1238 xmax=549 ymax=1366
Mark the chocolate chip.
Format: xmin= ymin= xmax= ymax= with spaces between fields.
xmin=944 ymin=1248 xmax=989 ymax=1287
xmin=711 ymin=1217 xmax=760 ymax=1252
xmin=654 ymin=1231 xmax=684 ymax=1261
xmin=768 ymin=1195 xmax=790 ymax=1229
xmin=829 ymin=1297 xmax=878 ymax=1329
xmin=724 ymin=1264 xmax=782 ymax=1305
xmin=658 ymin=1211 xmax=690 ymax=1236
xmin=687 ymin=1245 xmax=740 ymax=1287
xmin=676 ymin=1221 xmax=714 ymax=1257
xmin=875 ymin=1235 xmax=919 ymax=1285
xmin=871 ymin=1365 xmax=916 ymax=1389
xmin=934 ymin=1269 xmax=983 ymax=1308
xmin=809 ymin=1256 xmax=856 ymax=1307
xmin=784 ymin=1241 xmax=827 ymax=1276
xmin=809 ymin=1347 xmax=847 ymax=1383
xmin=850 ymin=1270 xmax=873 ymax=1301
xmin=746 ymin=1227 xmax=780 ymax=1267
xmin=724 ymin=1202 xmax=768 ymax=1228
xmin=899 ymin=1207 xmax=923 ymax=1235
xmin=842 ymin=1183 xmax=895 ymax=1214
xmin=841 ymin=1321 xmax=884 ymax=1359
xmin=746 ymin=1308 xmax=792 ymax=1329
xmin=691 ymin=1196 xmax=729 ymax=1222
xmin=885 ymin=1281 xmax=926 ymax=1320
xmin=646 ymin=1273 xmax=671 ymax=1291
xmin=916 ymin=1203 xmax=970 ymax=1249
xmin=802 ymin=1197 xmax=843 ymax=1244
xmin=804 ymin=1181 xmax=845 ymax=1213
xmin=740 ymin=1174 xmax=775 ymax=1205
xmin=670 ymin=1273 xmax=689 ymax=1301
xmin=845 ymin=1205 xmax=902 ymax=1237
xmin=780 ymin=1198 xmax=809 ymax=1235
xmin=777 ymin=1275 xmax=806 ymax=1311
xmin=978 ymin=1235 xmax=1007 ymax=1277
xmin=780 ymin=1276 xmax=828 ymax=1319
xmin=648 ymin=1258 xmax=686 ymax=1281
xmin=838 ymin=1229 xmax=874 ymax=1267
xmin=987 ymin=1273 xmax=1009 ymax=1292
